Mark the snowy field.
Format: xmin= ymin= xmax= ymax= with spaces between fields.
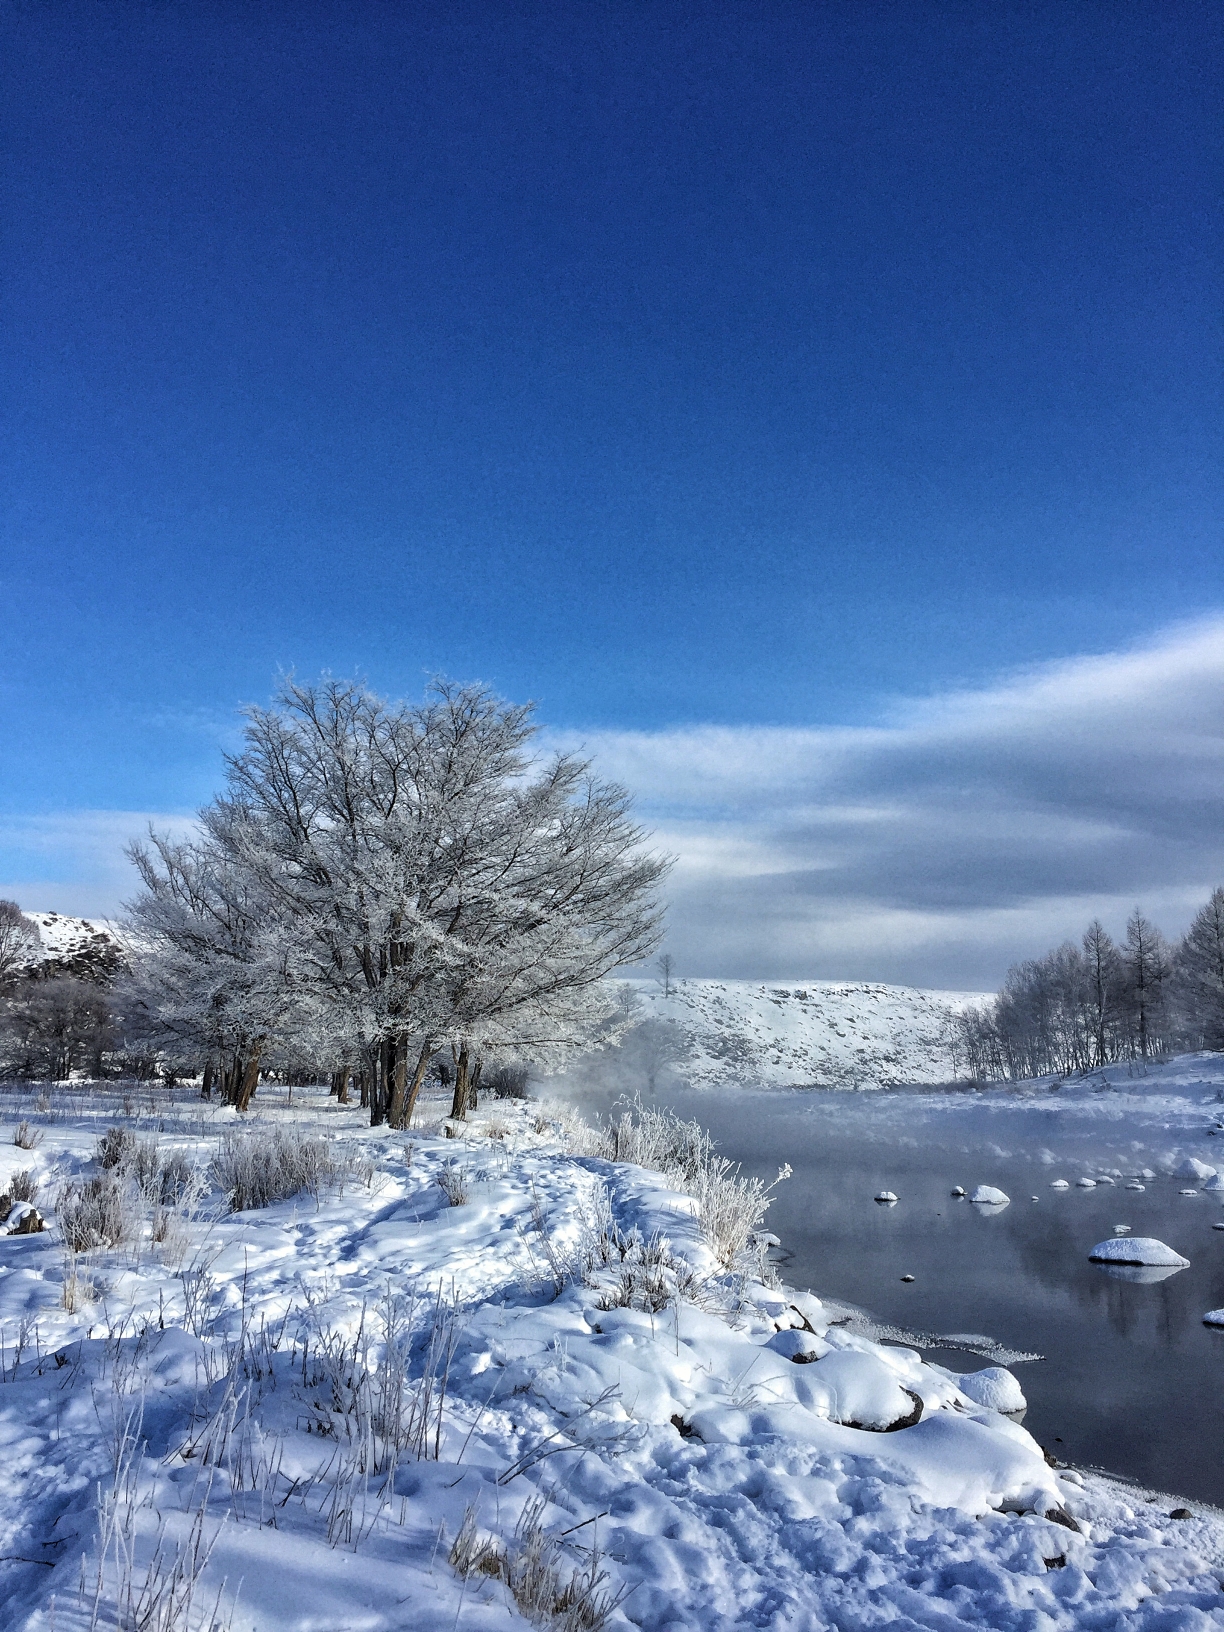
xmin=616 ymin=978 xmax=988 ymax=1089
xmin=2 ymin=1080 xmax=1224 ymax=1631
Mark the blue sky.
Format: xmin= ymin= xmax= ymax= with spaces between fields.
xmin=1 ymin=2 xmax=1220 ymax=982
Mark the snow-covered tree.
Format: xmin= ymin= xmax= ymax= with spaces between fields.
xmin=127 ymin=678 xmax=670 ymax=1121
xmin=1175 ymin=886 xmax=1224 ymax=1049
xmin=0 ymin=901 xmax=40 ymax=985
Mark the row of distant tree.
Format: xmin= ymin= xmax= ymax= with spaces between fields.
xmin=0 ymin=680 xmax=669 ymax=1120
xmin=950 ymin=889 xmax=1224 ymax=1082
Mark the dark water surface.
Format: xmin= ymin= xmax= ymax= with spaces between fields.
xmin=559 ymin=1083 xmax=1224 ymax=1506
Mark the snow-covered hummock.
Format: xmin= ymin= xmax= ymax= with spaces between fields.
xmin=875 ymin=1189 xmax=898 ymax=1203
xmin=616 ymin=977 xmax=989 ymax=1089
xmin=1202 ymin=1172 xmax=1224 ymax=1192
xmin=1204 ymin=1310 xmax=1224 ymax=1327
xmin=1050 ymin=1179 xmax=1070 ymax=1189
xmin=1088 ymin=1237 xmax=1190 ymax=1267
xmin=956 ymin=1367 xmax=1027 ymax=1415
xmin=969 ymin=1185 xmax=1009 ymax=1206
xmin=1174 ymin=1156 xmax=1217 ymax=1180
xmin=1076 ymin=1177 xmax=1097 ymax=1188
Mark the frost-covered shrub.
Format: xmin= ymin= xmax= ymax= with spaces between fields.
xmin=12 ymin=1120 xmax=41 ymax=1151
xmin=450 ymin=1496 xmax=625 ymax=1631
xmin=596 ymin=1097 xmax=789 ymax=1270
xmin=96 ymin=1125 xmax=136 ymax=1169
xmin=5 ymin=1168 xmax=37 ymax=1204
xmin=486 ymin=1063 xmax=530 ymax=1100
xmin=211 ymin=1126 xmax=346 ymax=1212
xmin=58 ymin=1173 xmax=133 ymax=1251
xmin=436 ymin=1161 xmax=469 ymax=1206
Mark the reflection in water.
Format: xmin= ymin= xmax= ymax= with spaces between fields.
xmin=1094 ymin=1262 xmax=1186 ymax=1285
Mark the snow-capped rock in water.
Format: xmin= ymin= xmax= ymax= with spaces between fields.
xmin=968 ymin=1185 xmax=1009 ymax=1206
xmin=1088 ymin=1237 xmax=1190 ymax=1267
xmin=598 ymin=977 xmax=990 ymax=1089
xmin=1050 ymin=1179 xmax=1070 ymax=1189
xmin=1125 ymin=1180 xmax=1146 ymax=1190
xmin=950 ymin=1185 xmax=965 ymax=1197
xmin=1202 ymin=1172 xmax=1224 ymax=1192
xmin=1204 ymin=1310 xmax=1224 ymax=1327
xmin=1076 ymin=1177 xmax=1097 ymax=1187
xmin=875 ymin=1190 xmax=898 ymax=1204
xmin=1174 ymin=1156 xmax=1217 ymax=1180
xmin=954 ymin=1366 xmax=1026 ymax=1415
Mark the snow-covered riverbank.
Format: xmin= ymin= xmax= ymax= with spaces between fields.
xmin=2 ymin=1082 xmax=1223 ymax=1632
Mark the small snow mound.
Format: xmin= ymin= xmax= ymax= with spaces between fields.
xmin=875 ymin=1190 xmax=898 ymax=1204
xmin=969 ymin=1185 xmax=1009 ymax=1205
xmin=1175 ymin=1157 xmax=1217 ymax=1180
xmin=1125 ymin=1180 xmax=1146 ymax=1191
xmin=1088 ymin=1237 xmax=1189 ymax=1267
xmin=1203 ymin=1173 xmax=1224 ymax=1192
xmin=1180 ymin=1188 xmax=1200 ymax=1197
xmin=1205 ymin=1310 xmax=1224 ymax=1327
xmin=1076 ymin=1177 xmax=1097 ymax=1188
xmin=1050 ymin=1179 xmax=1070 ymax=1190
xmin=956 ymin=1366 xmax=1026 ymax=1414
xmin=950 ymin=1186 xmax=965 ymax=1197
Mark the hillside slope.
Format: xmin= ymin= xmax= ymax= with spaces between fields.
xmin=621 ymin=977 xmax=990 ymax=1089
xmin=13 ymin=910 xmax=126 ymax=981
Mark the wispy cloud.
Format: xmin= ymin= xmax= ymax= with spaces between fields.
xmin=5 ymin=620 xmax=1221 ymax=987
xmin=550 ymin=617 xmax=1224 ymax=987
xmin=0 ymin=810 xmax=197 ymax=920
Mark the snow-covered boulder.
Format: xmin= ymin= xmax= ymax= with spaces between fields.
xmin=806 ymin=1349 xmax=924 ymax=1431
xmin=0 ymin=1202 xmax=44 ymax=1235
xmin=1203 ymin=1310 xmax=1224 ymax=1328
xmin=1202 ymin=1173 xmax=1224 ymax=1192
xmin=1076 ymin=1177 xmax=1097 ymax=1188
xmin=1175 ymin=1157 xmax=1216 ymax=1180
xmin=874 ymin=1190 xmax=898 ymax=1204
xmin=969 ymin=1185 xmax=1009 ymax=1206
xmin=1125 ymin=1180 xmax=1146 ymax=1191
xmin=1050 ymin=1179 xmax=1070 ymax=1189
xmin=956 ymin=1366 xmax=1026 ymax=1415
xmin=1088 ymin=1237 xmax=1189 ymax=1267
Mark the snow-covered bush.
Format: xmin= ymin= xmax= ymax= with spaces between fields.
xmin=58 ymin=1172 xmax=133 ymax=1251
xmin=11 ymin=1118 xmax=41 ymax=1150
xmin=211 ymin=1126 xmax=346 ymax=1212
xmin=450 ymin=1495 xmax=626 ymax=1631
xmin=595 ymin=1097 xmax=789 ymax=1270
xmin=436 ymin=1161 xmax=469 ymax=1206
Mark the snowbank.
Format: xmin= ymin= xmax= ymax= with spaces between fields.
xmin=0 ymin=1082 xmax=1222 ymax=1632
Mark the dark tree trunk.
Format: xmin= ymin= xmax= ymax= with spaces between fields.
xmin=234 ymin=1040 xmax=264 ymax=1112
xmin=390 ymin=1038 xmax=434 ymax=1129
xmin=202 ymin=1058 xmax=214 ymax=1100
xmin=449 ymin=1042 xmax=470 ymax=1121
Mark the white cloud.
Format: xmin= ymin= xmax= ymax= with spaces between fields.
xmin=550 ymin=616 xmax=1224 ymax=987
xmin=5 ymin=618 xmax=1222 ymax=986
xmin=0 ymin=810 xmax=197 ymax=920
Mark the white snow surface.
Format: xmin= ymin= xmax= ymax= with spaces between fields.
xmin=619 ymin=978 xmax=989 ymax=1089
xmin=1 ymin=1084 xmax=1223 ymax=1632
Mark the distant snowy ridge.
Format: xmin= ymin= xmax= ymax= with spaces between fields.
xmin=12 ymin=910 xmax=126 ymax=981
xmin=622 ymin=977 xmax=990 ymax=1089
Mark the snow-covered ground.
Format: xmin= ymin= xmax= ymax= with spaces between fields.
xmin=617 ymin=978 xmax=989 ymax=1089
xmin=2 ymin=1080 xmax=1223 ymax=1632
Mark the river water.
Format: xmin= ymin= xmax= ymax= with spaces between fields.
xmin=555 ymin=1076 xmax=1224 ymax=1507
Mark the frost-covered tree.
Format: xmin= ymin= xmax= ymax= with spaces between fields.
xmin=0 ymin=901 xmax=40 ymax=985
xmin=128 ymin=678 xmax=670 ymax=1122
xmin=1175 ymin=886 xmax=1224 ymax=1049
xmin=1122 ymin=909 xmax=1171 ymax=1063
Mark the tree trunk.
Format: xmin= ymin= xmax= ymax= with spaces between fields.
xmin=449 ymin=1042 xmax=470 ymax=1121
xmin=202 ymin=1058 xmax=214 ymax=1100
xmin=224 ymin=1054 xmax=244 ymax=1106
xmin=468 ymin=1055 xmax=482 ymax=1112
xmin=370 ymin=1037 xmax=393 ymax=1127
xmin=234 ymin=1040 xmax=264 ymax=1112
xmin=391 ymin=1039 xmax=434 ymax=1129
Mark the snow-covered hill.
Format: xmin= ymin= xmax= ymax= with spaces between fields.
xmin=621 ymin=978 xmax=990 ymax=1089
xmin=14 ymin=910 xmax=126 ymax=981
